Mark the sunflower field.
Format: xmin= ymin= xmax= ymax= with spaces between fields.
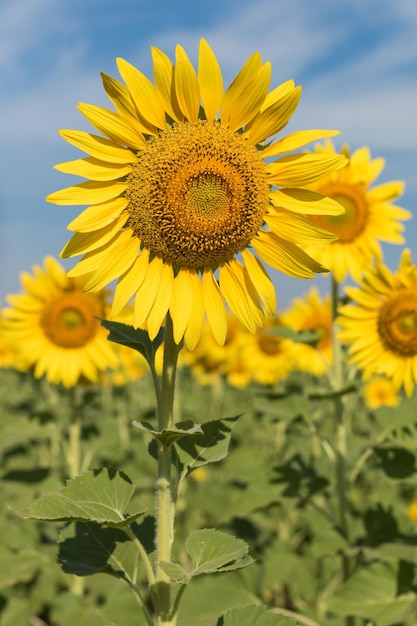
xmin=1 ymin=39 xmax=417 ymax=626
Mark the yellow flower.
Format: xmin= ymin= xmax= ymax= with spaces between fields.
xmin=407 ymin=502 xmax=417 ymax=522
xmin=304 ymin=140 xmax=410 ymax=283
xmin=2 ymin=257 xmax=118 ymax=388
xmin=338 ymin=249 xmax=417 ymax=398
xmin=362 ymin=377 xmax=400 ymax=409
xmin=281 ymin=287 xmax=332 ymax=376
xmin=46 ymin=39 xmax=346 ymax=349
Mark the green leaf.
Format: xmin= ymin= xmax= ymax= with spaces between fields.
xmin=21 ymin=467 xmax=144 ymax=527
xmin=267 ymin=326 xmax=320 ymax=345
xmin=161 ymin=529 xmax=254 ymax=583
xmin=132 ymin=419 xmax=203 ymax=447
xmin=326 ymin=561 xmax=416 ymax=625
xmin=176 ymin=415 xmax=242 ymax=470
xmin=100 ymin=319 xmax=164 ymax=366
xmin=0 ymin=547 xmax=48 ymax=589
xmin=374 ymin=446 xmax=416 ymax=478
xmin=58 ymin=521 xmax=144 ymax=578
xmin=220 ymin=604 xmax=301 ymax=625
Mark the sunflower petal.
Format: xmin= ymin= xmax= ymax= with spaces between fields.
xmin=184 ymin=272 xmax=205 ymax=350
xmin=146 ymin=263 xmax=174 ymax=340
xmin=67 ymin=197 xmax=128 ymax=232
xmin=219 ymin=260 xmax=264 ymax=332
xmin=47 ymin=180 xmax=127 ymax=206
xmin=152 ymin=47 xmax=183 ymax=122
xmin=175 ymin=45 xmax=200 ymax=123
xmin=220 ymin=52 xmax=262 ymax=128
xmin=198 ymin=38 xmax=223 ymax=123
xmin=133 ymin=256 xmax=164 ymax=328
xmin=58 ymin=130 xmax=136 ymax=164
xmin=269 ymin=188 xmax=345 ymax=215
xmin=116 ymin=57 xmax=167 ymax=130
xmin=61 ymin=215 xmax=128 ymax=258
xmin=84 ymin=236 xmax=140 ymax=292
xmin=55 ymin=157 xmax=132 ymax=182
xmin=169 ymin=269 xmax=194 ymax=344
xmin=267 ymin=153 xmax=347 ymax=187
xmin=245 ymin=86 xmax=301 ymax=145
xmin=252 ymin=230 xmax=327 ymax=278
xmin=265 ymin=213 xmax=337 ymax=245
xmin=262 ymin=129 xmax=340 ymax=159
xmin=202 ymin=269 xmax=227 ymax=345
xmin=241 ymin=249 xmax=276 ymax=316
xmin=78 ymin=103 xmax=146 ymax=150
xmin=111 ymin=249 xmax=150 ymax=317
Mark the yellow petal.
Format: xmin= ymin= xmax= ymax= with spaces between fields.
xmin=227 ymin=62 xmax=272 ymax=132
xmin=146 ymin=263 xmax=174 ymax=340
xmin=252 ymin=230 xmax=327 ymax=278
xmin=58 ymin=129 xmax=136 ymax=164
xmin=262 ymin=129 xmax=340 ymax=159
xmin=184 ymin=272 xmax=205 ymax=351
xmin=245 ymin=86 xmax=301 ymax=145
xmin=101 ymin=71 xmax=153 ymax=136
xmin=367 ymin=181 xmax=405 ymax=202
xmin=219 ymin=260 xmax=264 ymax=332
xmin=55 ymin=157 xmax=132 ymax=182
xmin=241 ymin=249 xmax=276 ymax=316
xmin=133 ymin=256 xmax=164 ymax=327
xmin=111 ymin=249 xmax=150 ymax=317
xmin=202 ymin=269 xmax=227 ymax=345
xmin=61 ymin=214 xmax=128 ymax=257
xmin=116 ymin=57 xmax=167 ymax=130
xmin=198 ymin=39 xmax=223 ymax=122
xmin=47 ymin=180 xmax=127 ymax=206
xmin=265 ymin=213 xmax=337 ymax=245
xmin=269 ymin=188 xmax=345 ymax=215
xmin=68 ymin=197 xmax=128 ymax=232
xmin=266 ymin=153 xmax=347 ymax=187
xmin=174 ymin=45 xmax=200 ymax=123
xmin=78 ymin=103 xmax=146 ymax=150
xmin=84 ymin=235 xmax=140 ymax=292
xmin=220 ymin=52 xmax=262 ymax=128
xmin=66 ymin=229 xmax=133 ymax=276
xmin=169 ymin=269 xmax=194 ymax=344
xmin=260 ymin=79 xmax=295 ymax=111
xmin=152 ymin=47 xmax=183 ymax=123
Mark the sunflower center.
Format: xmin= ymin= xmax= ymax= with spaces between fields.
xmin=41 ymin=292 xmax=102 ymax=348
xmin=126 ymin=120 xmax=269 ymax=269
xmin=309 ymin=183 xmax=368 ymax=243
xmin=258 ymin=334 xmax=282 ymax=356
xmin=378 ymin=292 xmax=417 ymax=357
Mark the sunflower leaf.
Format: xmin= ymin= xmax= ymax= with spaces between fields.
xmin=21 ymin=468 xmax=144 ymax=528
xmin=160 ymin=529 xmax=254 ymax=583
xmin=175 ymin=414 xmax=242 ymax=471
xmin=99 ymin=319 xmax=164 ymax=367
xmin=219 ymin=604 xmax=302 ymax=625
xmin=132 ymin=419 xmax=204 ymax=447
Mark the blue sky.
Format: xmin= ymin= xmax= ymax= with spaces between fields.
xmin=1 ymin=0 xmax=417 ymax=310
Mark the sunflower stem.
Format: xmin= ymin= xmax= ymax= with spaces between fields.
xmin=331 ymin=277 xmax=355 ymax=626
xmin=154 ymin=314 xmax=181 ymax=625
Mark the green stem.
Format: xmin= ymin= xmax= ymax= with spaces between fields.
xmin=155 ymin=314 xmax=181 ymax=626
xmin=123 ymin=525 xmax=156 ymax=589
xmin=331 ymin=277 xmax=355 ymax=626
xmin=67 ymin=389 xmax=81 ymax=479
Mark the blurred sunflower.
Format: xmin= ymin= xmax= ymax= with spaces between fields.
xmin=281 ymin=287 xmax=332 ymax=376
xmin=47 ymin=39 xmax=346 ymax=349
xmin=2 ymin=257 xmax=118 ymax=388
xmin=240 ymin=319 xmax=296 ymax=386
xmin=362 ymin=377 xmax=400 ymax=409
xmin=338 ymin=249 xmax=417 ymax=398
xmin=304 ymin=140 xmax=410 ymax=283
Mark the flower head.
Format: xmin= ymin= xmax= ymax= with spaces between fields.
xmin=338 ymin=249 xmax=417 ymax=398
xmin=362 ymin=376 xmax=400 ymax=409
xmin=304 ymin=140 xmax=410 ymax=283
xmin=2 ymin=257 xmax=118 ymax=387
xmin=47 ymin=39 xmax=346 ymax=349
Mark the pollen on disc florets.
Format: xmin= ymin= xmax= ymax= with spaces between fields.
xmin=126 ymin=120 xmax=269 ymax=269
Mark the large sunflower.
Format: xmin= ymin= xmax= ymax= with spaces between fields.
xmin=303 ymin=140 xmax=410 ymax=283
xmin=2 ymin=257 xmax=119 ymax=387
xmin=338 ymin=249 xmax=417 ymax=398
xmin=47 ymin=39 xmax=346 ymax=349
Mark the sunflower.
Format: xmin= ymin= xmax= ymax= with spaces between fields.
xmin=280 ymin=287 xmax=332 ymax=376
xmin=303 ymin=140 xmax=410 ymax=283
xmin=46 ymin=39 xmax=346 ymax=350
xmin=338 ymin=249 xmax=417 ymax=398
xmin=362 ymin=376 xmax=399 ymax=409
xmin=2 ymin=257 xmax=119 ymax=388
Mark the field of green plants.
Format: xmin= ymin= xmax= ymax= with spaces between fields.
xmin=2 ymin=343 xmax=417 ymax=626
